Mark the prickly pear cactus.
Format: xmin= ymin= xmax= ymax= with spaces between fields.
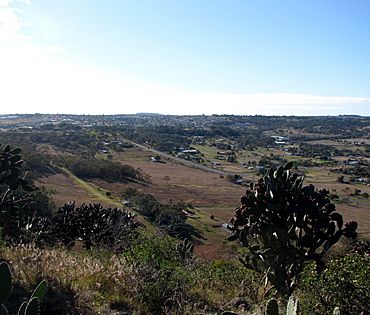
xmin=229 ymin=162 xmax=358 ymax=293
xmin=265 ymin=298 xmax=279 ymax=315
xmin=0 ymin=144 xmax=33 ymax=191
xmin=333 ymin=307 xmax=341 ymax=315
xmin=0 ymin=261 xmax=12 ymax=306
xmin=0 ymin=261 xmax=47 ymax=315
xmin=23 ymin=297 xmax=39 ymax=315
xmin=286 ymin=295 xmax=298 ymax=315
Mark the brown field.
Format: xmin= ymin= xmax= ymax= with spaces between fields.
xmin=336 ymin=203 xmax=370 ymax=237
xmin=38 ymin=157 xmax=244 ymax=259
xmin=40 ymin=147 xmax=251 ymax=222
xmin=200 ymin=206 xmax=236 ymax=222
xmin=38 ymin=147 xmax=369 ymax=260
xmin=36 ymin=173 xmax=114 ymax=208
xmin=92 ymin=159 xmax=245 ymax=210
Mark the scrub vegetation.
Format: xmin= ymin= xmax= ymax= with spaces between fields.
xmin=0 ymin=114 xmax=369 ymax=314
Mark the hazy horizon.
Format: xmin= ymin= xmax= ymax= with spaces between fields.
xmin=1 ymin=112 xmax=369 ymax=118
xmin=1 ymin=0 xmax=369 ymax=116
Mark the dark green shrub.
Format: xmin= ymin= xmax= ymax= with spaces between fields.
xmin=122 ymin=187 xmax=138 ymax=200
xmin=123 ymin=232 xmax=194 ymax=314
xmin=298 ymin=253 xmax=369 ymax=314
xmin=56 ymin=155 xmax=143 ymax=182
xmin=49 ymin=203 xmax=138 ymax=252
xmin=123 ymin=189 xmax=201 ymax=240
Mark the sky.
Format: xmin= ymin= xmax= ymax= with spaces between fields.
xmin=0 ymin=0 xmax=369 ymax=116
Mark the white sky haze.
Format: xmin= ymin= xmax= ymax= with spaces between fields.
xmin=1 ymin=0 xmax=370 ymax=115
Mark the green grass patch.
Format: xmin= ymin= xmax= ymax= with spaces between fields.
xmin=59 ymin=167 xmax=158 ymax=232
xmin=59 ymin=167 xmax=122 ymax=207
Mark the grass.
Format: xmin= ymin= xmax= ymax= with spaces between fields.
xmin=113 ymin=148 xmax=151 ymax=162
xmin=186 ymin=208 xmax=237 ymax=260
xmin=94 ymin=152 xmax=109 ymax=160
xmin=1 ymin=245 xmax=132 ymax=314
xmin=192 ymin=144 xmax=219 ymax=160
xmin=193 ymin=144 xmax=247 ymax=174
xmin=59 ymin=167 xmax=123 ymax=207
xmin=1 ymin=236 xmax=260 ymax=314
xmin=58 ymin=167 xmax=158 ymax=231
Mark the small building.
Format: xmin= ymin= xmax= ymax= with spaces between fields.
xmin=275 ymin=141 xmax=287 ymax=145
xmin=150 ymin=156 xmax=160 ymax=162
xmin=222 ymin=223 xmax=233 ymax=232
xmin=182 ymin=149 xmax=199 ymax=154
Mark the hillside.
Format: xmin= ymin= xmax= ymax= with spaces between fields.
xmin=0 ymin=114 xmax=369 ymax=314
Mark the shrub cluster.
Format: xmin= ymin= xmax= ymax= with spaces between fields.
xmin=298 ymin=251 xmax=369 ymax=314
xmin=56 ymin=155 xmax=143 ymax=182
xmin=122 ymin=188 xmax=200 ymax=240
xmin=121 ymin=232 xmax=259 ymax=314
xmin=48 ymin=202 xmax=138 ymax=252
xmin=0 ymin=144 xmax=139 ymax=252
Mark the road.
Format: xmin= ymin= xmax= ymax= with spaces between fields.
xmin=121 ymin=138 xmax=241 ymax=176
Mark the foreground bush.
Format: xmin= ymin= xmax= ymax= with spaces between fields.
xmin=123 ymin=232 xmax=195 ymax=314
xmin=192 ymin=259 xmax=259 ymax=312
xmin=1 ymin=232 xmax=261 ymax=314
xmin=298 ymin=252 xmax=369 ymax=314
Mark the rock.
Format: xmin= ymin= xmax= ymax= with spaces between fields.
xmin=222 ymin=297 xmax=251 ymax=314
xmin=224 ymin=297 xmax=250 ymax=310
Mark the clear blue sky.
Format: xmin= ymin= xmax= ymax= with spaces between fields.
xmin=0 ymin=0 xmax=369 ymax=115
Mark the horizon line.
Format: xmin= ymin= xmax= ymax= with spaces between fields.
xmin=1 ymin=113 xmax=369 ymax=118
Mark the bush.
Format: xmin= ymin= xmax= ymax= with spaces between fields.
xmin=192 ymin=259 xmax=259 ymax=309
xmin=123 ymin=232 xmax=194 ymax=314
xmin=298 ymin=253 xmax=369 ymax=314
xmin=56 ymin=155 xmax=143 ymax=182
xmin=49 ymin=203 xmax=138 ymax=252
xmin=123 ymin=188 xmax=201 ymax=240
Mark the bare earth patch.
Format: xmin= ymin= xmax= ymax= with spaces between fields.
xmin=91 ymin=160 xmax=245 ymax=209
xmin=36 ymin=173 xmax=112 ymax=207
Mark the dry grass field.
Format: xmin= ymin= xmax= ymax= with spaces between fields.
xmin=98 ymin=149 xmax=245 ymax=209
xmin=37 ymin=145 xmax=369 ymax=260
xmin=37 ymin=148 xmax=247 ymax=260
xmin=36 ymin=173 xmax=116 ymax=207
xmin=89 ymin=158 xmax=246 ymax=259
